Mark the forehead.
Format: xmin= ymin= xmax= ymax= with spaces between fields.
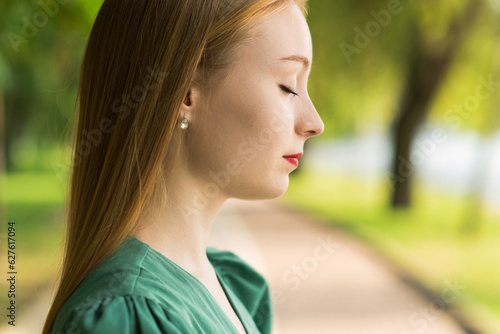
xmin=241 ymin=4 xmax=313 ymax=70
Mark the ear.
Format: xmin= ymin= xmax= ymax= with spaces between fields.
xmin=183 ymin=90 xmax=193 ymax=107
xmin=179 ymin=78 xmax=203 ymax=121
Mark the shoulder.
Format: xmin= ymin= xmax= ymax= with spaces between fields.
xmin=59 ymin=237 xmax=161 ymax=302
xmin=52 ymin=295 xmax=183 ymax=334
xmin=52 ymin=238 xmax=180 ymax=333
xmin=207 ymin=247 xmax=269 ymax=291
xmin=207 ymin=247 xmax=272 ymax=333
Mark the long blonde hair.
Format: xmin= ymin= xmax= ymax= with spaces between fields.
xmin=43 ymin=0 xmax=308 ymax=332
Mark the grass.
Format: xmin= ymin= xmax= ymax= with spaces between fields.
xmin=281 ymin=169 xmax=500 ymax=332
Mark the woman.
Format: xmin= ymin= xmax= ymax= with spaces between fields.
xmin=43 ymin=0 xmax=324 ymax=332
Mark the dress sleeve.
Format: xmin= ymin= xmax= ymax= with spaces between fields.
xmin=55 ymin=295 xmax=183 ymax=334
xmin=209 ymin=249 xmax=273 ymax=334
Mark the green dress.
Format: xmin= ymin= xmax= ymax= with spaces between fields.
xmin=52 ymin=236 xmax=272 ymax=333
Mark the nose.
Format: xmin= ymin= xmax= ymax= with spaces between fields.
xmin=295 ymin=97 xmax=324 ymax=138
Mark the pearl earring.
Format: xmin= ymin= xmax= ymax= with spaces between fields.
xmin=180 ymin=117 xmax=189 ymax=130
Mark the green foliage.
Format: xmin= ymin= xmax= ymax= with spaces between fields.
xmin=306 ymin=0 xmax=500 ymax=138
xmin=429 ymin=12 xmax=500 ymax=133
xmin=0 ymin=0 xmax=499 ymax=168
xmin=0 ymin=0 xmax=103 ymax=171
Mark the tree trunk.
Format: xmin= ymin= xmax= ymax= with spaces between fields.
xmin=390 ymin=0 xmax=482 ymax=208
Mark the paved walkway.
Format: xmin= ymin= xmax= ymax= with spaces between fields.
xmin=208 ymin=198 xmax=469 ymax=334
xmin=3 ymin=198 xmax=471 ymax=333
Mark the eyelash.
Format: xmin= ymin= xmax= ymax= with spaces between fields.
xmin=279 ymin=84 xmax=299 ymax=97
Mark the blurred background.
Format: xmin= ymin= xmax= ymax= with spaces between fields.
xmin=0 ymin=0 xmax=499 ymax=333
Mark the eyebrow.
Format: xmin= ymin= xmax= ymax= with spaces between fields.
xmin=278 ymin=55 xmax=311 ymax=69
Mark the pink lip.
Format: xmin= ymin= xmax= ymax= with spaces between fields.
xmin=283 ymin=153 xmax=303 ymax=167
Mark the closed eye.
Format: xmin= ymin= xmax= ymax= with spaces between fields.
xmin=279 ymin=84 xmax=299 ymax=97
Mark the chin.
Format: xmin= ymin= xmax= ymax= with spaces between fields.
xmin=268 ymin=181 xmax=290 ymax=199
xmin=239 ymin=176 xmax=290 ymax=200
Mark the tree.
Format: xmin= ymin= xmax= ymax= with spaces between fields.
xmin=0 ymin=0 xmax=97 ymax=171
xmin=390 ymin=0 xmax=484 ymax=208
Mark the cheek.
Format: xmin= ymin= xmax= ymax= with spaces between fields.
xmin=184 ymin=98 xmax=258 ymax=184
xmin=217 ymin=92 xmax=288 ymax=165
xmin=204 ymin=84 xmax=275 ymax=156
xmin=185 ymin=79 xmax=294 ymax=198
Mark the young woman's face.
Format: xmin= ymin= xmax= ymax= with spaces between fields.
xmin=185 ymin=3 xmax=324 ymax=200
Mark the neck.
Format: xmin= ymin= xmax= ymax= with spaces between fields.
xmin=132 ymin=167 xmax=227 ymax=280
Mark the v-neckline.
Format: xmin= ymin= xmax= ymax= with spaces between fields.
xmin=130 ymin=236 xmax=249 ymax=334
xmin=214 ymin=269 xmax=249 ymax=334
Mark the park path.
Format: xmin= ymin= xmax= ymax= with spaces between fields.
xmin=1 ymin=198 xmax=471 ymax=334
xmin=208 ymin=198 xmax=469 ymax=334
